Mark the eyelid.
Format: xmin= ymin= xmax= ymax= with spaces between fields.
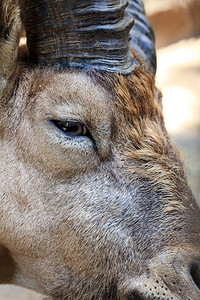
xmin=50 ymin=119 xmax=91 ymax=138
xmin=49 ymin=120 xmax=98 ymax=152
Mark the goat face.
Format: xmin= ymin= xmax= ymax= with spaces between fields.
xmin=0 ymin=1 xmax=200 ymax=300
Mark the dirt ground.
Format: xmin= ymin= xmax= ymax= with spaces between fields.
xmin=0 ymin=35 xmax=199 ymax=300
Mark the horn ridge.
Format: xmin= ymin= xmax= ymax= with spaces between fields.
xmin=74 ymin=1 xmax=128 ymax=16
xmin=19 ymin=0 xmax=156 ymax=74
xmin=19 ymin=0 xmax=137 ymax=74
xmin=127 ymin=0 xmax=156 ymax=74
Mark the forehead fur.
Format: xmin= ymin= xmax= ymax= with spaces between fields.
xmin=90 ymin=67 xmax=162 ymax=119
xmin=91 ymin=69 xmax=194 ymax=215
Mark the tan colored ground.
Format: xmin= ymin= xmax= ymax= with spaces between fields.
xmin=0 ymin=37 xmax=199 ymax=300
xmin=145 ymin=0 xmax=200 ymax=48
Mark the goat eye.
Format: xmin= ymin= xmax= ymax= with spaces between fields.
xmin=52 ymin=120 xmax=88 ymax=136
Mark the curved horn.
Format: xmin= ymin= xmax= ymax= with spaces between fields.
xmin=19 ymin=0 xmax=156 ymax=75
xmin=127 ymin=0 xmax=156 ymax=74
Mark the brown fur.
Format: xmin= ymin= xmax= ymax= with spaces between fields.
xmin=0 ymin=1 xmax=22 ymax=99
xmin=0 ymin=1 xmax=200 ymax=300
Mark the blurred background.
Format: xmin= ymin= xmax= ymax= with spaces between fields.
xmin=144 ymin=0 xmax=200 ymax=206
xmin=0 ymin=0 xmax=200 ymax=299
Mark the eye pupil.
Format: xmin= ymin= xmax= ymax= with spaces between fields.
xmin=52 ymin=120 xmax=88 ymax=136
xmin=64 ymin=122 xmax=80 ymax=134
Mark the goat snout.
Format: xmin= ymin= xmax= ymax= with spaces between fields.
xmin=121 ymin=247 xmax=200 ymax=300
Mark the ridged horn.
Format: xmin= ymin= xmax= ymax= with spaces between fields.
xmin=127 ymin=0 xmax=156 ymax=74
xmin=19 ymin=0 xmax=156 ymax=75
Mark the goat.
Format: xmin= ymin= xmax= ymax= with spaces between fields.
xmin=0 ymin=0 xmax=200 ymax=299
